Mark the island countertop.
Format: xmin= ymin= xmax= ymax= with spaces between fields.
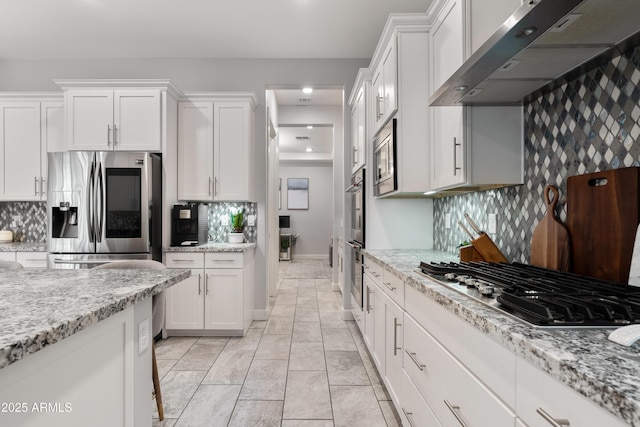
xmin=164 ymin=242 xmax=256 ymax=253
xmin=363 ymin=248 xmax=640 ymax=426
xmin=0 ymin=268 xmax=190 ymax=370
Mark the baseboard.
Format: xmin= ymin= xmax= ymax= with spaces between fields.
xmin=340 ymin=309 xmax=354 ymax=321
xmin=332 ymin=282 xmax=342 ymax=292
xmin=253 ymin=309 xmax=268 ymax=321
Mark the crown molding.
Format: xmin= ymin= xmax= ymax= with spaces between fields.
xmin=181 ymin=92 xmax=258 ymax=109
xmin=53 ymin=79 xmax=184 ymax=99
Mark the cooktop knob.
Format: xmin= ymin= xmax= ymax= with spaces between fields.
xmin=444 ymin=273 xmax=457 ymax=281
xmin=456 ymin=275 xmax=469 ymax=283
xmin=465 ymin=278 xmax=478 ymax=287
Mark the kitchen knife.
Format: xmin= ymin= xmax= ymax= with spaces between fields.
xmin=464 ymin=213 xmax=483 ymax=235
xmin=458 ymin=220 xmax=475 ymax=240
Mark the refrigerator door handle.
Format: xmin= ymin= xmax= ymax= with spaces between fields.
xmin=95 ymin=162 xmax=104 ymax=243
xmin=88 ymin=159 xmax=96 ymax=243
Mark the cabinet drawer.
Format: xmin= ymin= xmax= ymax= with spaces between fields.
xmin=517 ymin=358 xmax=627 ymax=427
xmin=399 ymin=370 xmax=441 ymax=427
xmin=404 ymin=313 xmax=515 ymax=427
xmin=165 ymin=252 xmax=205 ymax=269
xmin=363 ymin=256 xmax=383 ymax=283
xmin=381 ymin=267 xmax=404 ymax=308
xmin=0 ymin=252 xmax=16 ymax=262
xmin=205 ymin=252 xmax=243 ymax=269
xmin=16 ymin=252 xmax=47 ymax=268
xmin=405 ymin=282 xmax=516 ymax=408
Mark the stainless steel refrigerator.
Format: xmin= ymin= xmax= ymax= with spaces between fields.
xmin=47 ymin=151 xmax=162 ymax=268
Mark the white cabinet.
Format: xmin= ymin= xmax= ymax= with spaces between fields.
xmin=399 ymin=370 xmax=442 ymax=427
xmin=382 ymin=291 xmax=403 ymax=406
xmin=0 ymin=97 xmax=61 ymax=202
xmin=165 ymin=250 xmax=254 ymax=336
xmin=371 ymin=41 xmax=397 ymax=135
xmin=178 ymin=95 xmax=256 ymax=202
xmin=362 ymin=274 xmax=376 ymax=351
xmin=349 ymin=75 xmax=367 ymax=173
xmin=0 ymin=251 xmax=47 ymax=268
xmin=517 ymin=358 xmax=628 ymax=427
xmin=65 ymin=89 xmax=161 ymax=151
xmin=429 ymin=0 xmax=523 ymax=192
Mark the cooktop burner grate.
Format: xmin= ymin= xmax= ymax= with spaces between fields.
xmin=418 ymin=261 xmax=640 ymax=328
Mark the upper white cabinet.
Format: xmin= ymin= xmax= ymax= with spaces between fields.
xmin=178 ymin=94 xmax=256 ymax=202
xmin=467 ymin=0 xmax=522 ymax=55
xmin=429 ymin=0 xmax=523 ymax=192
xmin=349 ymin=70 xmax=368 ymax=173
xmin=65 ymin=89 xmax=161 ymax=151
xmin=0 ymin=95 xmax=64 ymax=201
xmin=371 ymin=42 xmax=397 ymax=134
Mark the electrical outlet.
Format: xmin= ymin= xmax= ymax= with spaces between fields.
xmin=488 ymin=214 xmax=497 ymax=234
xmin=247 ymin=214 xmax=256 ymax=226
xmin=138 ymin=319 xmax=150 ymax=355
xmin=445 ymin=213 xmax=451 ymax=229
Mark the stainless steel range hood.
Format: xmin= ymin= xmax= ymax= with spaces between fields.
xmin=429 ymin=0 xmax=640 ymax=106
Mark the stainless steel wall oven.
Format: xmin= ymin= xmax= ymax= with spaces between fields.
xmin=346 ymin=168 xmax=365 ymax=309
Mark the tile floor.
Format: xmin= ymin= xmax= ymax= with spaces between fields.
xmin=153 ymin=258 xmax=401 ymax=427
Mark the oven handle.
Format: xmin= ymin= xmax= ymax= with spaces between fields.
xmin=344 ymin=180 xmax=363 ymax=193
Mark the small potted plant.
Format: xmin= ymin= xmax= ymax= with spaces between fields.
xmin=228 ymin=208 xmax=245 ymax=243
xmin=280 ymin=236 xmax=290 ymax=259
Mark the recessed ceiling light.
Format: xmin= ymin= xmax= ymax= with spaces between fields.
xmin=515 ymin=27 xmax=537 ymax=39
xmin=302 ymin=87 xmax=313 ymax=94
xmin=453 ymin=85 xmax=468 ymax=92
xmin=307 ymin=125 xmax=313 ymax=129
xmin=306 ymin=147 xmax=313 ymax=152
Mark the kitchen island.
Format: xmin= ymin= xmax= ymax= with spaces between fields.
xmin=0 ymin=268 xmax=190 ymax=427
xmin=363 ymin=249 xmax=640 ymax=426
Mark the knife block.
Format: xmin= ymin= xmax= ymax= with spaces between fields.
xmin=471 ymin=233 xmax=508 ymax=263
xmin=460 ymin=245 xmax=484 ymax=262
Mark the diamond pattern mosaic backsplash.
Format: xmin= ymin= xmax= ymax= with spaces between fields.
xmin=434 ymin=46 xmax=640 ymax=263
xmin=0 ymin=202 xmax=47 ymax=242
xmin=207 ymin=202 xmax=257 ymax=243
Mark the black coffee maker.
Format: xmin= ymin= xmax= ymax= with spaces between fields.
xmin=171 ymin=203 xmax=208 ymax=246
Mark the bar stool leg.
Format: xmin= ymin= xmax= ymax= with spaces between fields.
xmin=152 ymin=343 xmax=164 ymax=421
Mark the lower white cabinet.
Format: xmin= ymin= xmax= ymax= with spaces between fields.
xmin=164 ymin=250 xmax=254 ymax=336
xmin=383 ymin=291 xmax=403 ymax=406
xmin=517 ymin=357 xmax=628 ymax=427
xmin=399 ymin=370 xmax=441 ymax=427
xmin=0 ymin=251 xmax=47 ymax=268
xmin=363 ymin=274 xmax=376 ymax=350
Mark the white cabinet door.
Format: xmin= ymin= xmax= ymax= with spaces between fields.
xmin=381 ymin=41 xmax=397 ymax=123
xmin=384 ymin=294 xmax=403 ymax=405
xmin=363 ymin=275 xmax=375 ymax=350
xmin=214 ymin=102 xmax=252 ymax=201
xmin=178 ymin=101 xmax=214 ymax=201
xmin=66 ymin=90 xmax=114 ymax=151
xmin=399 ymin=371 xmax=442 ymax=427
xmin=113 ymin=90 xmax=161 ymax=151
xmin=204 ymin=268 xmax=243 ymax=330
xmin=0 ymin=102 xmax=42 ymax=201
xmin=372 ymin=283 xmax=386 ymax=373
xmin=165 ymin=269 xmax=205 ymax=330
xmin=16 ymin=252 xmax=48 ymax=268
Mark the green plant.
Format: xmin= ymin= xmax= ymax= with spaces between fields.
xmin=280 ymin=237 xmax=290 ymax=251
xmin=229 ymin=208 xmax=244 ymax=233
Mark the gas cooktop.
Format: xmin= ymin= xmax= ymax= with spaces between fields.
xmin=418 ymin=261 xmax=640 ymax=329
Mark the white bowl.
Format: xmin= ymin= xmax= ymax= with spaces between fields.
xmin=0 ymin=230 xmax=13 ymax=242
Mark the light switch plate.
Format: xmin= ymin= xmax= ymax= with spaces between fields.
xmin=247 ymin=215 xmax=256 ymax=226
xmin=138 ymin=319 xmax=150 ymax=355
xmin=488 ymin=214 xmax=497 ymax=234
xmin=445 ymin=213 xmax=451 ymax=229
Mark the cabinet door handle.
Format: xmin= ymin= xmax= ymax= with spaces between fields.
xmin=214 ymin=177 xmax=218 ymax=196
xmin=107 ymin=124 xmax=112 ymax=145
xmin=205 ymin=274 xmax=209 ymax=295
xmin=405 ymin=349 xmax=425 ymax=371
xmin=197 ymin=273 xmax=202 ymax=295
xmin=34 ymin=177 xmax=38 ymax=197
xmin=376 ymin=95 xmax=384 ymax=120
xmin=40 ymin=177 xmax=45 ymax=197
xmin=383 ymin=281 xmax=396 ymax=291
xmin=208 ymin=177 xmax=212 ymax=196
xmin=453 ymin=137 xmax=462 ymax=176
xmin=393 ymin=317 xmax=401 ymax=356
xmin=114 ymin=124 xmax=118 ymax=145
xmin=353 ymin=146 xmax=358 ymax=166
xmin=536 ymin=408 xmax=570 ymax=427
xmin=366 ymin=287 xmax=372 ymax=313
xmin=401 ymin=408 xmax=416 ymax=427
xmin=444 ymin=400 xmax=467 ymax=427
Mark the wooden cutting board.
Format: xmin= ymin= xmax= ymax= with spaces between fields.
xmin=567 ymin=167 xmax=640 ymax=283
xmin=530 ymin=185 xmax=570 ymax=271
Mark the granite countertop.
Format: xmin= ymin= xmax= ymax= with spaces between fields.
xmin=164 ymin=242 xmax=257 ymax=253
xmin=0 ymin=268 xmax=190 ymax=370
xmin=0 ymin=242 xmax=46 ymax=252
xmin=363 ymin=248 xmax=640 ymax=426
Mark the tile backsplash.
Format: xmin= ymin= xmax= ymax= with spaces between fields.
xmin=206 ymin=202 xmax=257 ymax=243
xmin=0 ymin=202 xmax=47 ymax=242
xmin=434 ymin=45 xmax=640 ymax=262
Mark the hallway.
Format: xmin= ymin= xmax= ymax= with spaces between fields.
xmin=153 ymin=258 xmax=400 ymax=426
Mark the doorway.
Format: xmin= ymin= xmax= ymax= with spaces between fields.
xmin=265 ymin=87 xmax=345 ymax=301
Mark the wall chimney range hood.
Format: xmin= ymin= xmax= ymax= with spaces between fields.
xmin=429 ymin=0 xmax=640 ymax=106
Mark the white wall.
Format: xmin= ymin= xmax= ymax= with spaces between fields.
xmin=279 ymin=162 xmax=333 ymax=257
xmin=0 ymin=58 xmax=367 ymax=314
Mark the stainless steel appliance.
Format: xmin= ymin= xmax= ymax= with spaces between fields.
xmin=346 ymin=168 xmax=365 ymax=308
xmin=418 ymin=261 xmax=640 ymax=329
xmin=373 ymin=119 xmax=397 ymax=197
xmin=171 ymin=203 xmax=208 ymax=246
xmin=47 ymin=151 xmax=162 ymax=268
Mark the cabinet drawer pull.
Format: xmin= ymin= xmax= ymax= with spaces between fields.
xmin=205 ymin=274 xmax=209 ymax=295
xmin=197 ymin=273 xmax=202 ymax=295
xmin=393 ymin=317 xmax=401 ymax=356
xmin=405 ymin=349 xmax=425 ymax=371
xmin=209 ymin=259 xmax=235 ymax=262
xmin=453 ymin=136 xmax=462 ymax=176
xmin=401 ymin=408 xmax=416 ymax=427
xmin=107 ymin=124 xmax=112 ymax=145
xmin=366 ymin=287 xmax=373 ymax=314
xmin=208 ymin=177 xmax=212 ymax=196
xmin=444 ymin=400 xmax=467 ymax=427
xmin=114 ymin=124 xmax=118 ymax=145
xmin=383 ymin=281 xmax=396 ymax=291
xmin=536 ymin=408 xmax=570 ymax=427
xmin=34 ymin=177 xmax=38 ymax=197
xmin=172 ymin=259 xmax=196 ymax=263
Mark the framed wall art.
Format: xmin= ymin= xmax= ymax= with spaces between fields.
xmin=287 ymin=178 xmax=309 ymax=210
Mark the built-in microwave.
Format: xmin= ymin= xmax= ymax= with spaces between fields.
xmin=373 ymin=118 xmax=397 ymax=197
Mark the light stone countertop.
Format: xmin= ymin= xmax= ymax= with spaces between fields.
xmin=0 ymin=268 xmax=190 ymax=370
xmin=363 ymin=248 xmax=640 ymax=426
xmin=164 ymin=242 xmax=256 ymax=253
xmin=0 ymin=242 xmax=46 ymax=252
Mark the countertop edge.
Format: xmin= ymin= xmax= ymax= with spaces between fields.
xmin=164 ymin=243 xmax=257 ymax=253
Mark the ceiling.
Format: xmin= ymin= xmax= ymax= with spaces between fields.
xmin=0 ymin=0 xmax=431 ymax=60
